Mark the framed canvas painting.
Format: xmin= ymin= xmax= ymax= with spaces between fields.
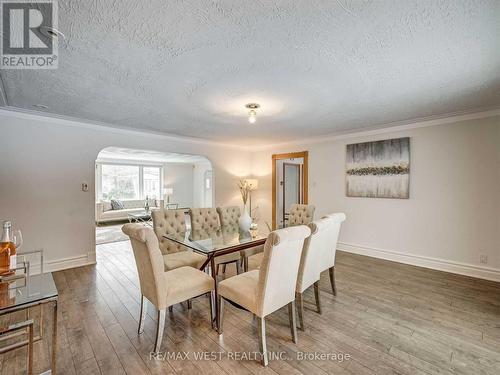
xmin=346 ymin=137 xmax=410 ymax=198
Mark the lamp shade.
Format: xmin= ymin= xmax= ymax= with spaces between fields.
xmin=163 ymin=187 xmax=174 ymax=195
xmin=244 ymin=179 xmax=258 ymax=190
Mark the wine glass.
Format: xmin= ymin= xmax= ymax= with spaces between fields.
xmin=12 ymin=229 xmax=22 ymax=250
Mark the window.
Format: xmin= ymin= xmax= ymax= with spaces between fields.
xmin=97 ymin=163 xmax=162 ymax=201
xmin=143 ymin=166 xmax=161 ymax=199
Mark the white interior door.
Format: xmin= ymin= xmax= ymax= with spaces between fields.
xmin=282 ymin=163 xmax=301 ymax=227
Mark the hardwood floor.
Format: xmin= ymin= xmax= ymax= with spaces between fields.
xmin=1 ymin=240 xmax=499 ymax=374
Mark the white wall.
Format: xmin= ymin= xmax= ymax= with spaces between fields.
xmin=193 ymin=161 xmax=213 ymax=207
xmin=0 ymin=110 xmax=250 ymax=271
xmin=1 ymin=109 xmax=499 ymax=281
xmin=252 ymin=115 xmax=500 ymax=281
xmin=163 ymin=162 xmax=195 ymax=207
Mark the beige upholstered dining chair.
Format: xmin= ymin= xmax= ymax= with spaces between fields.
xmin=216 ymin=206 xmax=264 ymax=272
xmin=319 ymin=213 xmax=346 ymax=295
xmin=295 ymin=213 xmax=345 ymax=330
xmin=189 ymin=207 xmax=221 ymax=232
xmin=151 ymin=209 xmax=206 ymax=271
xmin=122 ymin=223 xmax=214 ymax=353
xmin=190 ymin=208 xmax=241 ymax=275
xmin=287 ymin=204 xmax=315 ymax=226
xmin=216 ymin=206 xmax=240 ymax=227
xmin=217 ymin=225 xmax=311 ymax=366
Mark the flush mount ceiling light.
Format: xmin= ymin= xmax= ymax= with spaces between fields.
xmin=245 ymin=103 xmax=260 ymax=124
xmin=39 ymin=26 xmax=65 ymax=40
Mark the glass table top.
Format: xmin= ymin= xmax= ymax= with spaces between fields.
xmin=163 ymin=225 xmax=268 ymax=254
xmin=0 ymin=273 xmax=58 ymax=312
xmin=128 ymin=210 xmax=152 ymax=218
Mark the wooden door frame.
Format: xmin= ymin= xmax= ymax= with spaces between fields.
xmin=272 ymin=151 xmax=308 ymax=230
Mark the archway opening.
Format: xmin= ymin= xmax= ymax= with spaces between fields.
xmin=94 ymin=147 xmax=213 ymax=247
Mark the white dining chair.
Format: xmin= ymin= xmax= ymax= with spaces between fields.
xmin=217 ymin=225 xmax=311 ymax=366
xmin=295 ymin=214 xmax=345 ymax=330
xmin=319 ymin=213 xmax=346 ymax=295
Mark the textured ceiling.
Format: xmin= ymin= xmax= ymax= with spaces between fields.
xmin=1 ymin=0 xmax=499 ymax=145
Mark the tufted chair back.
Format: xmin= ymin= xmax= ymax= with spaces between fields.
xmin=216 ymin=206 xmax=241 ymax=227
xmin=151 ymin=209 xmax=188 ymax=254
xmin=122 ymin=224 xmax=167 ymax=309
xmin=288 ymin=204 xmax=315 ymax=227
xmin=189 ymin=208 xmax=221 ymax=233
xmin=256 ymin=225 xmax=311 ymax=317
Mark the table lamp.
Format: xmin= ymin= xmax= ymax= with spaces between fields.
xmin=243 ymin=179 xmax=258 ymax=218
xmin=163 ymin=187 xmax=174 ymax=204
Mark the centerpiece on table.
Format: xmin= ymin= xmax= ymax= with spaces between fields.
xmin=237 ymin=180 xmax=253 ymax=231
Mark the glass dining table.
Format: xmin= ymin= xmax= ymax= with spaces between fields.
xmin=0 ymin=272 xmax=58 ymax=374
xmin=163 ymin=225 xmax=268 ymax=331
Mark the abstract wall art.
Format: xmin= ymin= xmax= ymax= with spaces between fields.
xmin=346 ymin=137 xmax=410 ymax=198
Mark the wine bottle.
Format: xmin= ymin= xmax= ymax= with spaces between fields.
xmin=0 ymin=221 xmax=15 ymax=276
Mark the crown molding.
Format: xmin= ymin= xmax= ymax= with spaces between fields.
xmin=250 ymin=106 xmax=500 ymax=151
xmin=1 ymin=105 xmax=499 ymax=152
xmin=0 ymin=106 xmax=252 ymax=151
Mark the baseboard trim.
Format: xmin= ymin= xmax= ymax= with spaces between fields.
xmin=337 ymin=242 xmax=500 ymax=282
xmin=41 ymin=245 xmax=500 ymax=282
xmin=45 ymin=253 xmax=96 ymax=273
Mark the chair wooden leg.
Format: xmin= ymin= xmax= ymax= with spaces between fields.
xmin=236 ymin=260 xmax=242 ymax=274
xmin=187 ymin=299 xmax=192 ymax=310
xmin=288 ymin=301 xmax=298 ymax=343
xmin=314 ymin=281 xmax=322 ymax=314
xmin=257 ymin=317 xmax=268 ymax=366
xmin=243 ymin=256 xmax=249 ymax=272
xmin=138 ymin=295 xmax=147 ymax=334
xmin=221 ymin=264 xmax=226 ymax=274
xmin=329 ymin=267 xmax=337 ymax=296
xmin=218 ymin=297 xmax=225 ymax=334
xmin=154 ymin=309 xmax=166 ymax=353
xmin=296 ymin=292 xmax=305 ymax=331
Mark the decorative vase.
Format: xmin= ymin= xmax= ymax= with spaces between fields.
xmin=238 ymin=205 xmax=252 ymax=232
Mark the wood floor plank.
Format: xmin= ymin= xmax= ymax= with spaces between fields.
xmin=74 ymin=357 xmax=101 ymax=375
xmin=3 ymin=239 xmax=499 ymax=375
xmin=81 ymin=317 xmax=126 ymax=375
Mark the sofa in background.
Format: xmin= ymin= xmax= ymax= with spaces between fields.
xmin=95 ymin=199 xmax=164 ymax=224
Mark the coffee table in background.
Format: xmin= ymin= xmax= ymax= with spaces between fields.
xmin=127 ymin=210 xmax=152 ymax=226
